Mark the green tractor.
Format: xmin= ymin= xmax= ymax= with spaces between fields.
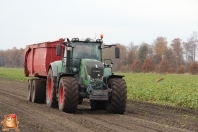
xmin=46 ymin=36 xmax=127 ymax=114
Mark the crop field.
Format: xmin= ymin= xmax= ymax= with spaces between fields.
xmin=1 ymin=67 xmax=198 ymax=131
xmin=122 ymin=73 xmax=198 ymax=110
xmin=0 ymin=67 xmax=28 ymax=81
xmin=0 ymin=67 xmax=198 ymax=110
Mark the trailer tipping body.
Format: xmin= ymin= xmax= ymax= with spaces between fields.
xmin=24 ymin=38 xmax=65 ymax=77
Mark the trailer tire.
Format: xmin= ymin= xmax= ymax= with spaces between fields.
xmin=46 ymin=69 xmax=58 ymax=108
xmin=106 ymin=78 xmax=127 ymax=114
xmin=27 ymin=80 xmax=32 ymax=102
xmin=31 ymin=79 xmax=46 ymax=103
xmin=90 ymin=100 xmax=106 ymax=110
xmin=58 ymin=77 xmax=78 ymax=113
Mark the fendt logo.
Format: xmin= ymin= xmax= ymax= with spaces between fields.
xmin=1 ymin=114 xmax=19 ymax=131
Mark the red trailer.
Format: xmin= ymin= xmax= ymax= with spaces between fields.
xmin=24 ymin=38 xmax=65 ymax=77
xmin=24 ymin=38 xmax=65 ymax=104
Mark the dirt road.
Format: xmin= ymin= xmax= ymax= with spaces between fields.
xmin=0 ymin=78 xmax=198 ymax=132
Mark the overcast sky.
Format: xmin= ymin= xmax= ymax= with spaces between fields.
xmin=0 ymin=0 xmax=198 ymax=50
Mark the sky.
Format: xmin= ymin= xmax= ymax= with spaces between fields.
xmin=0 ymin=0 xmax=198 ymax=50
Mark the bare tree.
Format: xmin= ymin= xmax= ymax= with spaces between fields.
xmin=126 ymin=42 xmax=138 ymax=65
xmin=171 ymin=38 xmax=184 ymax=71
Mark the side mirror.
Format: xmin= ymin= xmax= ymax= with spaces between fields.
xmin=56 ymin=44 xmax=62 ymax=56
xmin=115 ymin=47 xmax=120 ymax=58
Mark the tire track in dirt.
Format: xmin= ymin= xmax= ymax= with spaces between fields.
xmin=0 ymin=78 xmax=198 ymax=132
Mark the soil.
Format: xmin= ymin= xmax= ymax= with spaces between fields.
xmin=0 ymin=78 xmax=198 ymax=132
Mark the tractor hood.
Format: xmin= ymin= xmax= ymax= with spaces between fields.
xmin=84 ymin=59 xmax=104 ymax=79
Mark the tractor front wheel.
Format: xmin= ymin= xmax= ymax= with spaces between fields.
xmin=58 ymin=76 xmax=78 ymax=113
xmin=106 ymin=78 xmax=127 ymax=114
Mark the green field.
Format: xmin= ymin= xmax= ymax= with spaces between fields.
xmin=0 ymin=67 xmax=28 ymax=81
xmin=0 ymin=67 xmax=198 ymax=110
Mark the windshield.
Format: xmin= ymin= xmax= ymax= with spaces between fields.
xmin=73 ymin=42 xmax=102 ymax=61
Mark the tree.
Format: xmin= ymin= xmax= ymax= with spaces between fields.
xmin=167 ymin=64 xmax=175 ymax=73
xmin=158 ymin=56 xmax=169 ymax=73
xmin=189 ymin=62 xmax=198 ymax=74
xmin=152 ymin=37 xmax=168 ymax=66
xmin=138 ymin=43 xmax=148 ymax=64
xmin=184 ymin=32 xmax=198 ymax=62
xmin=164 ymin=48 xmax=175 ymax=68
xmin=153 ymin=37 xmax=168 ymax=56
xmin=142 ymin=58 xmax=154 ymax=72
xmin=178 ymin=65 xmax=185 ymax=74
xmin=183 ymin=41 xmax=194 ymax=63
xmin=0 ymin=47 xmax=24 ymax=67
xmin=126 ymin=42 xmax=138 ymax=65
xmin=171 ymin=38 xmax=184 ymax=68
xmin=132 ymin=59 xmax=142 ymax=72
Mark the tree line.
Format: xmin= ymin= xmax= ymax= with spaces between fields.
xmin=103 ymin=31 xmax=198 ymax=74
xmin=0 ymin=47 xmax=24 ymax=67
xmin=0 ymin=31 xmax=198 ymax=74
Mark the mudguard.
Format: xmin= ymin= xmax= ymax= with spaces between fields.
xmin=50 ymin=62 xmax=58 ymax=77
xmin=103 ymin=74 xmax=124 ymax=87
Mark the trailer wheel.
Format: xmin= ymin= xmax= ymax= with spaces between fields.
xmin=90 ymin=100 xmax=106 ymax=110
xmin=106 ymin=78 xmax=127 ymax=114
xmin=31 ymin=79 xmax=46 ymax=103
xmin=58 ymin=77 xmax=78 ymax=113
xmin=27 ymin=80 xmax=32 ymax=102
xmin=46 ymin=69 xmax=58 ymax=108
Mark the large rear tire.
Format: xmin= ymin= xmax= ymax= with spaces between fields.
xmin=58 ymin=77 xmax=78 ymax=113
xmin=106 ymin=78 xmax=127 ymax=114
xmin=46 ymin=69 xmax=58 ymax=108
xmin=31 ymin=79 xmax=46 ymax=103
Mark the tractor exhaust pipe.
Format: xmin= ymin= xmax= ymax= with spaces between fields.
xmin=66 ymin=38 xmax=72 ymax=73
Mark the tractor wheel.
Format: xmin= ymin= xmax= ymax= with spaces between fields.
xmin=106 ymin=78 xmax=127 ymax=114
xmin=27 ymin=80 xmax=32 ymax=102
xmin=31 ymin=79 xmax=46 ymax=103
xmin=58 ymin=77 xmax=78 ymax=113
xmin=46 ymin=69 xmax=58 ymax=108
xmin=78 ymin=96 xmax=83 ymax=105
xmin=90 ymin=100 xmax=106 ymax=110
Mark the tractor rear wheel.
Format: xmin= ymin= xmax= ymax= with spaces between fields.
xmin=46 ymin=69 xmax=58 ymax=108
xmin=31 ymin=79 xmax=46 ymax=103
xmin=106 ymin=78 xmax=127 ymax=114
xmin=58 ymin=77 xmax=78 ymax=113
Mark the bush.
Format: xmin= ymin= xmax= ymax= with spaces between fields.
xmin=189 ymin=62 xmax=198 ymax=74
xmin=178 ymin=65 xmax=185 ymax=74
xmin=142 ymin=58 xmax=154 ymax=72
xmin=132 ymin=59 xmax=142 ymax=72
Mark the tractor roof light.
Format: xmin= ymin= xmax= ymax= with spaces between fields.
xmin=85 ymin=38 xmax=90 ymax=42
xmin=71 ymin=38 xmax=79 ymax=42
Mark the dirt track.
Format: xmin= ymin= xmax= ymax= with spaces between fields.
xmin=0 ymin=78 xmax=198 ymax=132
